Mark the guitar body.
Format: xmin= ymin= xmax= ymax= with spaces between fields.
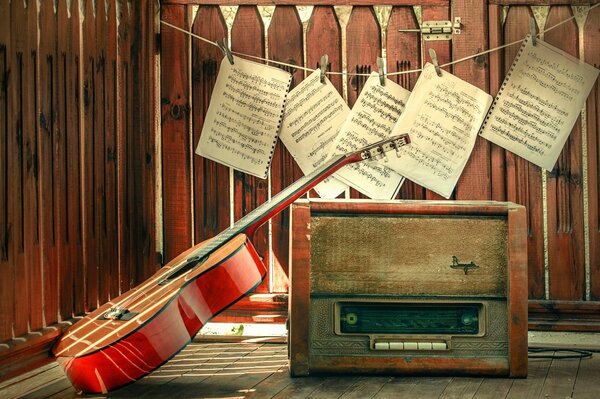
xmin=51 ymin=134 xmax=410 ymax=394
xmin=52 ymin=234 xmax=265 ymax=393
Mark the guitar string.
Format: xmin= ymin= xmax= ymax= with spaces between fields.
xmin=58 ymin=136 xmax=409 ymax=355
xmin=160 ymin=2 xmax=598 ymax=78
xmin=56 ymin=152 xmax=352 ymax=351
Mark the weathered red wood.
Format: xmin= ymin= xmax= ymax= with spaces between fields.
xmin=587 ymin=6 xmax=600 ymax=301
xmin=307 ymin=6 xmax=343 ymax=94
xmin=164 ymin=0 xmax=449 ymax=5
xmin=452 ymin=0 xmax=490 ymax=200
xmin=191 ymin=6 xmax=230 ymax=246
xmin=490 ymin=0 xmax=597 ymax=4
xmin=306 ymin=5 xmax=343 ymax=199
xmin=104 ymin=1 xmax=119 ymax=300
xmin=21 ymin=0 xmax=43 ymax=332
xmin=489 ymin=4 xmax=506 ymax=201
xmin=160 ymin=4 xmax=192 ymax=263
xmin=117 ymin=0 xmax=135 ymax=293
xmin=503 ymin=6 xmax=545 ymax=300
xmin=231 ymin=5 xmax=269 ymax=293
xmin=64 ymin=0 xmax=82 ymax=314
xmin=507 ymin=206 xmax=528 ymax=377
xmin=268 ymin=5 xmax=304 ymax=292
xmin=38 ymin=0 xmax=60 ymax=326
xmin=346 ymin=6 xmax=380 ymax=108
xmin=529 ymin=301 xmax=600 ymax=331
xmin=545 ymin=6 xmax=585 ymax=301
xmin=346 ymin=6 xmax=380 ymax=199
xmin=0 ymin=0 xmax=12 ymax=341
xmin=130 ymin=0 xmax=158 ymax=281
xmin=81 ymin=0 xmax=99 ymax=311
xmin=422 ymin=4 xmax=451 ymax=201
xmin=288 ymin=202 xmax=311 ymax=376
xmin=386 ymin=6 xmax=424 ymax=200
xmin=94 ymin=0 xmax=109 ymax=306
xmin=7 ymin=0 xmax=26 ymax=337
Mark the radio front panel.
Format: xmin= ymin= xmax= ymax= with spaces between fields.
xmin=289 ymin=200 xmax=528 ymax=378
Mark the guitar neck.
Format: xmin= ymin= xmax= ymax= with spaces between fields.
xmin=192 ymin=134 xmax=409 ymax=260
xmin=196 ymin=152 xmax=355 ymax=257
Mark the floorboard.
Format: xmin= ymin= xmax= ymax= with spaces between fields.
xmin=1 ymin=343 xmax=598 ymax=399
xmin=571 ymin=354 xmax=600 ymax=399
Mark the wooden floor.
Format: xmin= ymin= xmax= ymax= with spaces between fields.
xmin=1 ymin=341 xmax=599 ymax=399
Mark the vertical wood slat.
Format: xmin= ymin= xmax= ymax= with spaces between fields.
xmin=117 ymin=1 xmax=135 ymax=292
xmin=586 ymin=6 xmax=600 ymax=300
xmin=545 ymin=6 xmax=585 ymax=301
xmin=57 ymin=0 xmax=83 ymax=317
xmin=191 ymin=6 xmax=229 ymax=246
xmin=305 ymin=6 xmax=343 ymax=199
xmin=231 ymin=6 xmax=270 ymax=293
xmin=346 ymin=6 xmax=380 ymax=199
xmin=82 ymin=0 xmax=99 ymax=311
xmin=345 ymin=6 xmax=380 ymax=109
xmin=105 ymin=1 xmax=120 ymax=300
xmin=7 ymin=1 xmax=26 ymax=338
xmin=23 ymin=0 xmax=43 ymax=332
xmin=386 ymin=6 xmax=424 ymax=200
xmin=306 ymin=6 xmax=343 ymax=94
xmin=268 ymin=5 xmax=305 ymax=292
xmin=0 ymin=0 xmax=13 ymax=341
xmin=452 ymin=0 xmax=490 ymax=200
xmin=130 ymin=0 xmax=158 ymax=281
xmin=94 ymin=0 xmax=109 ymax=306
xmin=503 ymin=6 xmax=545 ymax=300
xmin=421 ymin=3 xmax=451 ymax=201
xmin=160 ymin=4 xmax=192 ymax=263
xmin=488 ymin=3 xmax=506 ymax=202
xmin=38 ymin=0 xmax=59 ymax=326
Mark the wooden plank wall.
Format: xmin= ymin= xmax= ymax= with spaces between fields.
xmin=0 ymin=0 xmax=158 ymax=377
xmin=161 ymin=1 xmax=600 ymax=330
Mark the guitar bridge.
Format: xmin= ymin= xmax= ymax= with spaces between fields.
xmin=99 ymin=307 xmax=137 ymax=321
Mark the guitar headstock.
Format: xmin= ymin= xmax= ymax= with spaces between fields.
xmin=358 ymin=134 xmax=411 ymax=162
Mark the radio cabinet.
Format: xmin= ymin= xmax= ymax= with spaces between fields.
xmin=289 ymin=200 xmax=528 ymax=377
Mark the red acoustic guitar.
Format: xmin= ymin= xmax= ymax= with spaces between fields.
xmin=52 ymin=134 xmax=410 ymax=393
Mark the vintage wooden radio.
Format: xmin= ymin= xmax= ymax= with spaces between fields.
xmin=289 ymin=200 xmax=528 ymax=377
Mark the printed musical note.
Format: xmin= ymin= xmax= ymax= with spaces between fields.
xmin=327 ymin=72 xmax=411 ymax=199
xmin=480 ymin=36 xmax=599 ymax=171
xmin=279 ymin=69 xmax=350 ymax=198
xmin=389 ymin=63 xmax=493 ymax=198
xmin=196 ymin=57 xmax=292 ymax=179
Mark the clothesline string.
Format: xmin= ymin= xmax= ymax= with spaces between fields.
xmin=160 ymin=3 xmax=598 ymax=77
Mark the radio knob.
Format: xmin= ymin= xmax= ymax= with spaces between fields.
xmin=461 ymin=313 xmax=477 ymax=326
xmin=345 ymin=312 xmax=358 ymax=325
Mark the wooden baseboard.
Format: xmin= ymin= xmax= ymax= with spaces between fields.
xmin=212 ymin=293 xmax=288 ymax=323
xmin=528 ymin=300 xmax=600 ymax=331
xmin=0 ymin=321 xmax=73 ymax=383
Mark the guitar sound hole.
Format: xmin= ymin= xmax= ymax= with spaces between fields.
xmin=160 ymin=256 xmax=206 ymax=285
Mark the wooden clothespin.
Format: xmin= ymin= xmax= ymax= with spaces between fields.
xmin=377 ymin=57 xmax=386 ymax=86
xmin=319 ymin=54 xmax=328 ymax=84
xmin=217 ymin=37 xmax=234 ymax=65
xmin=529 ymin=17 xmax=537 ymax=46
xmin=428 ymin=48 xmax=442 ymax=77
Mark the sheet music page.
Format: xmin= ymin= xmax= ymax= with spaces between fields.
xmin=389 ymin=63 xmax=493 ymax=198
xmin=195 ymin=57 xmax=292 ymax=179
xmin=279 ymin=69 xmax=349 ymax=198
xmin=329 ymin=72 xmax=411 ymax=199
xmin=480 ymin=36 xmax=599 ymax=170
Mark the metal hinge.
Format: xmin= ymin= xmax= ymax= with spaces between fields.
xmin=399 ymin=17 xmax=462 ymax=41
